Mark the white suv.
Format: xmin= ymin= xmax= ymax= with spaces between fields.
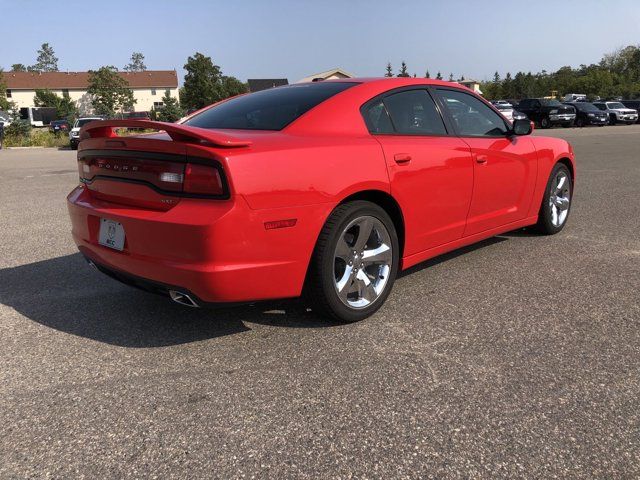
xmin=69 ymin=117 xmax=103 ymax=150
xmin=593 ymin=101 xmax=638 ymax=125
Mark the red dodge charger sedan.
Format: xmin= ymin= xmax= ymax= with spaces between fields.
xmin=67 ymin=78 xmax=575 ymax=322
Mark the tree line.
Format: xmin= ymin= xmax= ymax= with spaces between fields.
xmin=385 ymin=45 xmax=640 ymax=101
xmin=0 ymin=43 xmax=248 ymax=127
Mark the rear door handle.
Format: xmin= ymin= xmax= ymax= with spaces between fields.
xmin=475 ymin=156 xmax=488 ymax=164
xmin=394 ymin=153 xmax=412 ymax=165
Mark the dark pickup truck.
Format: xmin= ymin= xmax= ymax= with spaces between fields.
xmin=516 ymin=98 xmax=576 ymax=128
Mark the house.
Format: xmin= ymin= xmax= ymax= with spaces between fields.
xmin=1 ymin=70 xmax=179 ymax=115
xmin=247 ymin=78 xmax=288 ymax=92
xmin=458 ymin=78 xmax=483 ymax=95
xmin=297 ymin=68 xmax=355 ymax=83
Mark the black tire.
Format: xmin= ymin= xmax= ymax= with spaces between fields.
xmin=609 ymin=114 xmax=617 ymax=125
xmin=534 ymin=163 xmax=573 ymax=235
xmin=626 ymin=121 xmax=633 ymax=125
xmin=71 ymin=143 xmax=78 ymax=150
xmin=540 ymin=117 xmax=551 ymax=129
xmin=305 ymin=201 xmax=399 ymax=323
xmin=575 ymin=118 xmax=584 ymax=128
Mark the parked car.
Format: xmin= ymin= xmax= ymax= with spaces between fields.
xmin=493 ymin=103 xmax=515 ymax=121
xmin=563 ymin=93 xmax=587 ymax=102
xmin=0 ymin=110 xmax=11 ymax=127
xmin=67 ymin=78 xmax=575 ymax=323
xmin=620 ymin=100 xmax=640 ymax=123
xmin=49 ymin=119 xmax=71 ymax=134
xmin=69 ymin=117 xmax=103 ymax=149
xmin=516 ymin=98 xmax=576 ymax=128
xmin=593 ymin=101 xmax=638 ymax=125
xmin=491 ymin=100 xmax=513 ymax=107
xmin=563 ymin=102 xmax=608 ymax=127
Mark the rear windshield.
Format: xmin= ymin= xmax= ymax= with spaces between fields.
xmin=184 ymin=82 xmax=357 ymax=131
xmin=77 ymin=118 xmax=101 ymax=127
xmin=541 ymin=99 xmax=562 ymax=107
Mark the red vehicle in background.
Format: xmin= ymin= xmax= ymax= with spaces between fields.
xmin=67 ymin=78 xmax=575 ymax=322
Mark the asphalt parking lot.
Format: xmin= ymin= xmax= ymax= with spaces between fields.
xmin=1 ymin=125 xmax=639 ymax=478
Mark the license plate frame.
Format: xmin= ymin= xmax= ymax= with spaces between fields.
xmin=98 ymin=218 xmax=126 ymax=251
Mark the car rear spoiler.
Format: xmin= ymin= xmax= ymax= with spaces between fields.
xmin=79 ymin=120 xmax=252 ymax=148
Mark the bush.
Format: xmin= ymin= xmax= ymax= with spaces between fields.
xmin=3 ymin=128 xmax=69 ymax=148
xmin=5 ymin=119 xmax=31 ymax=137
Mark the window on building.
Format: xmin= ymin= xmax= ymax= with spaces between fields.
xmin=6 ymin=90 xmax=11 ymax=98
xmin=151 ymin=89 xmax=157 ymax=96
xmin=62 ymin=89 xmax=69 ymax=96
xmin=153 ymin=102 xmax=164 ymax=108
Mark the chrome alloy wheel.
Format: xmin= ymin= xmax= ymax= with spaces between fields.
xmin=549 ymin=170 xmax=571 ymax=227
xmin=333 ymin=215 xmax=393 ymax=309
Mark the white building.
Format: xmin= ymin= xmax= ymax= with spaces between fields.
xmin=297 ymin=68 xmax=355 ymax=83
xmin=2 ymin=70 xmax=179 ymax=115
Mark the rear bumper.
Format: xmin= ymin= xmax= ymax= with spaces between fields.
xmin=67 ymin=185 xmax=332 ymax=303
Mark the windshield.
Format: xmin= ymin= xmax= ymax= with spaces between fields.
xmin=607 ymin=102 xmax=625 ymax=109
xmin=575 ymin=102 xmax=600 ymax=112
xmin=184 ymin=82 xmax=357 ymax=131
xmin=541 ymin=99 xmax=563 ymax=107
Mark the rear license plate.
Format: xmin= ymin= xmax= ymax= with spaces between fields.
xmin=98 ymin=218 xmax=125 ymax=251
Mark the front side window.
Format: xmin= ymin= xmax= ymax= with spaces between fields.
xmin=437 ymin=89 xmax=509 ymax=137
xmin=184 ymin=82 xmax=357 ymax=131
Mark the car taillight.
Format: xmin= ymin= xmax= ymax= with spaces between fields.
xmin=184 ymin=163 xmax=224 ymax=196
xmin=78 ymin=155 xmax=228 ymax=198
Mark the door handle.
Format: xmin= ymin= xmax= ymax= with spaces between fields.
xmin=394 ymin=153 xmax=412 ymax=165
xmin=475 ymin=156 xmax=488 ymax=164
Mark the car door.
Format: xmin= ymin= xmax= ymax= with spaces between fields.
xmin=362 ymin=88 xmax=474 ymax=256
xmin=434 ymin=87 xmax=538 ymax=236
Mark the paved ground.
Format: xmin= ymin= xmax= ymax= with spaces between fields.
xmin=1 ymin=126 xmax=639 ymax=478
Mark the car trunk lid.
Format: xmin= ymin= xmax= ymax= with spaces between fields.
xmin=77 ymin=120 xmax=250 ymax=210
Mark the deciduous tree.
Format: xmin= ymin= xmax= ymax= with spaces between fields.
xmin=33 ymin=89 xmax=77 ymax=121
xmin=87 ymin=66 xmax=135 ymax=117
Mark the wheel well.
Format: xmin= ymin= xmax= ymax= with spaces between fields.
xmin=338 ymin=190 xmax=405 ymax=258
xmin=557 ymin=157 xmax=574 ymax=181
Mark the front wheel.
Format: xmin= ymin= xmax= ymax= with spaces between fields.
xmin=540 ymin=117 xmax=551 ymax=129
xmin=305 ymin=201 xmax=399 ymax=323
xmin=534 ymin=163 xmax=573 ymax=235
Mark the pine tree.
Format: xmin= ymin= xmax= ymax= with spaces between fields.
xmin=397 ymin=61 xmax=410 ymax=77
xmin=425 ymin=70 xmax=430 ymax=78
xmin=449 ymin=73 xmax=454 ymax=81
xmin=87 ymin=66 xmax=136 ymax=117
xmin=493 ymin=71 xmax=501 ymax=83
xmin=124 ymin=52 xmax=147 ymax=72
xmin=32 ymin=43 xmax=59 ymax=72
xmin=385 ymin=62 xmax=393 ymax=77
xmin=156 ymin=90 xmax=184 ymax=122
xmin=436 ymin=71 xmax=443 ymax=80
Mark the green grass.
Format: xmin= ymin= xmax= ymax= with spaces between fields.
xmin=3 ymin=129 xmax=70 ymax=148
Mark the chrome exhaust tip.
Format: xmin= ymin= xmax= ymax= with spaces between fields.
xmin=169 ymin=290 xmax=200 ymax=308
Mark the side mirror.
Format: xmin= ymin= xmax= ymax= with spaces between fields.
xmin=512 ymin=118 xmax=532 ymax=136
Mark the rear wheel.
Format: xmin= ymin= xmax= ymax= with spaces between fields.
xmin=305 ymin=201 xmax=399 ymax=323
xmin=540 ymin=117 xmax=551 ymax=129
xmin=575 ymin=117 xmax=585 ymax=128
xmin=534 ymin=163 xmax=572 ymax=235
xmin=610 ymin=114 xmax=617 ymax=125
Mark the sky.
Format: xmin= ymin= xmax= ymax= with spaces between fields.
xmin=1 ymin=0 xmax=640 ymax=83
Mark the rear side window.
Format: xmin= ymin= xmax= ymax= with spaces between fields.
xmin=184 ymin=82 xmax=357 ymax=131
xmin=363 ymin=89 xmax=446 ymax=135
